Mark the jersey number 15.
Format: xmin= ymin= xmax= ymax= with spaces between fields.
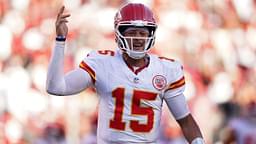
xmin=109 ymin=87 xmax=157 ymax=133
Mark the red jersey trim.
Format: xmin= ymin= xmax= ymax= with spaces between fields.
xmin=165 ymin=76 xmax=185 ymax=92
xmin=79 ymin=61 xmax=96 ymax=84
xmin=159 ymin=56 xmax=175 ymax=62
xmin=125 ymin=57 xmax=150 ymax=75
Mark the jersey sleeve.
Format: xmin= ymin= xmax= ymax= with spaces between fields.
xmin=162 ymin=60 xmax=189 ymax=120
xmin=163 ymin=61 xmax=185 ymax=99
xmin=46 ymin=42 xmax=93 ymax=96
xmin=79 ymin=51 xmax=103 ymax=84
xmin=164 ymin=93 xmax=190 ymax=120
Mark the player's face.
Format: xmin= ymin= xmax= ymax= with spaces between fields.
xmin=123 ymin=27 xmax=150 ymax=52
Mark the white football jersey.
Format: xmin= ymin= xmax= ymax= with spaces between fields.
xmin=79 ymin=50 xmax=185 ymax=144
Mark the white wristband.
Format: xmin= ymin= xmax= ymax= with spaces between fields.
xmin=191 ymin=137 xmax=205 ymax=144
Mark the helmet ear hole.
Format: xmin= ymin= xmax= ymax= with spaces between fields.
xmin=117 ymin=39 xmax=123 ymax=48
xmin=116 ymin=32 xmax=128 ymax=49
xmin=115 ymin=37 xmax=119 ymax=45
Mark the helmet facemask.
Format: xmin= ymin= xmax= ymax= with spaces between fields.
xmin=116 ymin=22 xmax=157 ymax=59
xmin=114 ymin=3 xmax=157 ymax=59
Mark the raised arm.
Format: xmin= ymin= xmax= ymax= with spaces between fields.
xmin=46 ymin=6 xmax=92 ymax=96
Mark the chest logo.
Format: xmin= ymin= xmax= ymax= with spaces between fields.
xmin=152 ymin=75 xmax=167 ymax=90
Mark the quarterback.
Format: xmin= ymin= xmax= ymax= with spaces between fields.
xmin=46 ymin=3 xmax=205 ymax=144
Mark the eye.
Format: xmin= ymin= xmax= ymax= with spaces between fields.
xmin=124 ymin=31 xmax=136 ymax=36
xmin=140 ymin=31 xmax=149 ymax=37
xmin=123 ymin=29 xmax=150 ymax=37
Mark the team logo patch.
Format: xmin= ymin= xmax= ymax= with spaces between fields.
xmin=152 ymin=75 xmax=167 ymax=90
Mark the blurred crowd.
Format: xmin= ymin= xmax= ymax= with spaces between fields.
xmin=0 ymin=0 xmax=256 ymax=143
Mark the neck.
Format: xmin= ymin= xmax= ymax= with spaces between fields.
xmin=122 ymin=53 xmax=148 ymax=67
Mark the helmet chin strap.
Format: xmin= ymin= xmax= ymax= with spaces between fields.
xmin=126 ymin=50 xmax=146 ymax=59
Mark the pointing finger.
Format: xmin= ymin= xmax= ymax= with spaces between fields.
xmin=59 ymin=6 xmax=65 ymax=14
xmin=57 ymin=6 xmax=65 ymax=17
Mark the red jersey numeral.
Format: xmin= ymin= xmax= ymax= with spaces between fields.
xmin=109 ymin=88 xmax=125 ymax=130
xmin=98 ymin=50 xmax=115 ymax=56
xmin=130 ymin=90 xmax=157 ymax=132
xmin=109 ymin=88 xmax=157 ymax=133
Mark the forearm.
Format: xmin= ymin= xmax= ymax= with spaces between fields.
xmin=177 ymin=114 xmax=204 ymax=143
xmin=46 ymin=41 xmax=66 ymax=95
xmin=46 ymin=41 xmax=92 ymax=95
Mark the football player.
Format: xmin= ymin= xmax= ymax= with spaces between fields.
xmin=47 ymin=3 xmax=205 ymax=144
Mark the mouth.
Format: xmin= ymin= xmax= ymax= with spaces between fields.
xmin=133 ymin=42 xmax=144 ymax=47
xmin=130 ymin=40 xmax=145 ymax=51
xmin=133 ymin=45 xmax=143 ymax=48
xmin=132 ymin=45 xmax=144 ymax=51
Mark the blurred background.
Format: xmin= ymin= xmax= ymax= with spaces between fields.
xmin=0 ymin=0 xmax=256 ymax=143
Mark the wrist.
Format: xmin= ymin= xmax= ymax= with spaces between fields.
xmin=191 ymin=137 xmax=205 ymax=144
xmin=56 ymin=35 xmax=66 ymax=41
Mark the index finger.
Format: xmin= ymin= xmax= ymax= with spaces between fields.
xmin=58 ymin=6 xmax=65 ymax=16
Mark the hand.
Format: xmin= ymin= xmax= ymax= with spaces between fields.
xmin=55 ymin=6 xmax=70 ymax=37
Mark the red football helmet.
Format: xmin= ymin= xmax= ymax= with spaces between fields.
xmin=114 ymin=3 xmax=157 ymax=59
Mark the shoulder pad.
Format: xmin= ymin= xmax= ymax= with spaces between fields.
xmin=87 ymin=50 xmax=115 ymax=58
xmin=158 ymin=56 xmax=175 ymax=62
xmin=158 ymin=56 xmax=183 ymax=71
